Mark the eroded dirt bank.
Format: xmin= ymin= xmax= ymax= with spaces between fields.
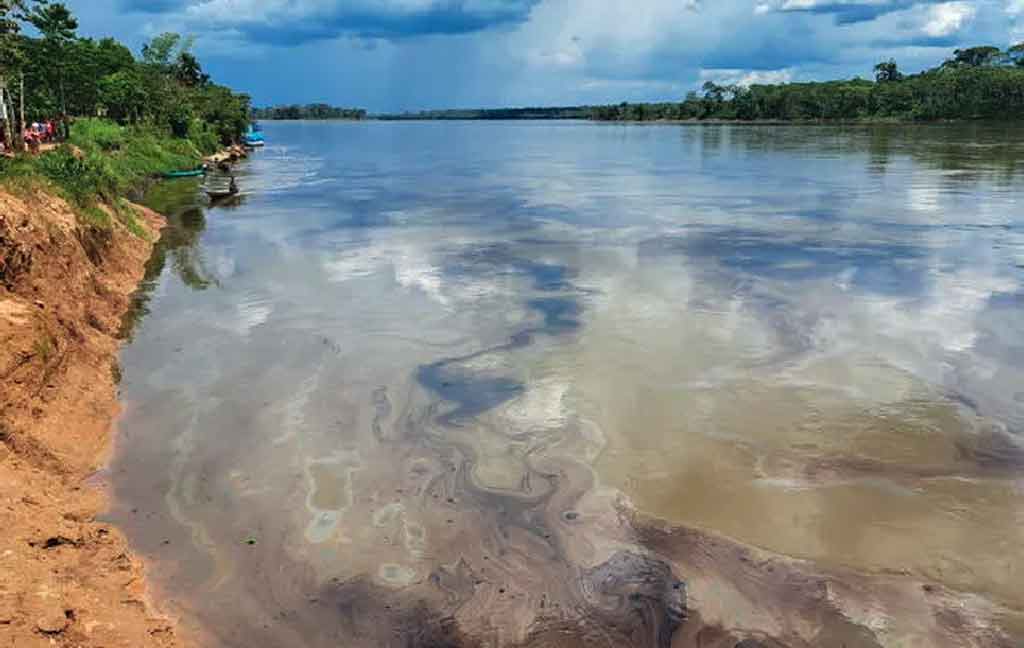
xmin=0 ymin=190 xmax=183 ymax=647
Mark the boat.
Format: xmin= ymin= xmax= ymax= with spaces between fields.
xmin=203 ymin=174 xmax=239 ymax=199
xmin=243 ymin=123 xmax=265 ymax=148
xmin=163 ymin=168 xmax=205 ymax=178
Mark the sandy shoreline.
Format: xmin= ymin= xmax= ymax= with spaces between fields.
xmin=0 ymin=189 xmax=185 ymax=647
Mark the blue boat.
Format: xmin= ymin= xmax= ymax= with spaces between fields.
xmin=243 ymin=123 xmax=265 ymax=147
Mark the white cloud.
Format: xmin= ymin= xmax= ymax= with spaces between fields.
xmin=699 ymin=67 xmax=794 ymax=87
xmin=1007 ymin=0 xmax=1024 ymax=39
xmin=921 ymin=1 xmax=976 ymax=37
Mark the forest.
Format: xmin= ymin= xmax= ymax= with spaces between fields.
xmin=591 ymin=45 xmax=1024 ymax=122
xmin=0 ymin=0 xmax=251 ymax=152
xmin=252 ymin=104 xmax=367 ymax=120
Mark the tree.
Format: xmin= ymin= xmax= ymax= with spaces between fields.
xmin=97 ymin=69 xmax=146 ymax=122
xmin=27 ymin=2 xmax=76 ymax=107
xmin=139 ymin=33 xmax=194 ymax=135
xmin=1 ymin=0 xmax=28 ymax=38
xmin=27 ymin=1 xmax=75 ymax=40
xmin=26 ymin=1 xmax=76 ymax=115
xmin=874 ymin=59 xmax=902 ymax=83
xmin=1 ymin=0 xmax=32 ymax=149
xmin=141 ymin=32 xmax=193 ymax=70
xmin=945 ymin=46 xmax=1001 ymax=68
xmin=702 ymin=80 xmax=724 ymax=102
xmin=1008 ymin=43 xmax=1024 ymax=67
xmin=174 ymin=51 xmax=208 ymax=87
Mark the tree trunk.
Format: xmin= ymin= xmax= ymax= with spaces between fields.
xmin=58 ymin=64 xmax=66 ymax=116
xmin=1 ymin=75 xmax=16 ymax=152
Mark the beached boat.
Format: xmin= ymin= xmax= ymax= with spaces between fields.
xmin=163 ymin=168 xmax=206 ymax=179
xmin=244 ymin=123 xmax=265 ymax=147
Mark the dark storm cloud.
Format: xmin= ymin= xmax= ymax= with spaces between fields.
xmin=244 ymin=4 xmax=541 ymax=45
xmin=120 ymin=0 xmax=542 ymax=44
xmin=775 ymin=0 xmax=949 ymax=25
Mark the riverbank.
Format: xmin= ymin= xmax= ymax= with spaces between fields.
xmin=0 ymin=188 xmax=185 ymax=646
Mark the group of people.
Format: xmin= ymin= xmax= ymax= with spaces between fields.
xmin=22 ymin=119 xmax=63 ymax=153
xmin=0 ymin=116 xmax=70 ymax=155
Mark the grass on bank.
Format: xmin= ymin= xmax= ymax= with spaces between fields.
xmin=0 ymin=118 xmax=217 ymax=236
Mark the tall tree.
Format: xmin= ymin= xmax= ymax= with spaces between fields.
xmin=174 ymin=51 xmax=208 ymax=87
xmin=874 ymin=59 xmax=902 ymax=83
xmin=141 ymin=32 xmax=192 ymax=70
xmin=27 ymin=0 xmax=77 ymax=114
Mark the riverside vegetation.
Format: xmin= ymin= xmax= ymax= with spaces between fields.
xmin=1 ymin=1 xmax=250 ymax=228
xmin=591 ymin=45 xmax=1024 ymax=122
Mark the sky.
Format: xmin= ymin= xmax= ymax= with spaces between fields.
xmin=65 ymin=0 xmax=1024 ymax=112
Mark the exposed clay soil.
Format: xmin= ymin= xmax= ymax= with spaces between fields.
xmin=0 ymin=189 xmax=183 ymax=647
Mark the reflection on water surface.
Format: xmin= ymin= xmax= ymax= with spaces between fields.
xmin=111 ymin=122 xmax=1024 ymax=647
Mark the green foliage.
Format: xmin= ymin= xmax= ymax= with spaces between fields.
xmin=1 ymin=3 xmax=251 ymax=230
xmin=4 ymin=5 xmax=251 ymax=143
xmin=114 ymin=198 xmax=149 ymax=239
xmin=174 ymin=51 xmax=208 ymax=87
xmin=874 ymin=59 xmax=902 ymax=83
xmin=945 ymin=46 xmax=1002 ymax=68
xmin=70 ymin=116 xmax=123 ymax=149
xmin=0 ymin=0 xmax=28 ymax=72
xmin=1009 ymin=43 xmax=1024 ymax=67
xmin=141 ymin=32 xmax=186 ymax=69
xmin=97 ymin=68 xmax=147 ymax=122
xmin=26 ymin=2 xmax=76 ymax=40
xmin=16 ymin=34 xmax=136 ymax=118
xmin=34 ymin=145 xmax=118 ymax=204
xmin=591 ymin=45 xmax=1024 ymax=123
xmin=0 ymin=117 xmax=199 ymax=231
xmin=188 ymin=82 xmax=251 ymax=145
xmin=185 ymin=118 xmax=222 ymax=155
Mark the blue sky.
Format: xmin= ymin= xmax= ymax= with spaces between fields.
xmin=67 ymin=0 xmax=1024 ymax=112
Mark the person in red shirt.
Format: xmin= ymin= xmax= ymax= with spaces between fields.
xmin=23 ymin=127 xmax=39 ymax=154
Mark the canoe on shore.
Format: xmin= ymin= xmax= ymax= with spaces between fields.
xmin=163 ymin=169 xmax=205 ymax=178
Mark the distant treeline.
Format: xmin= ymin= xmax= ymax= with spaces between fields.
xmin=377 ymin=106 xmax=590 ymax=120
xmin=591 ymin=45 xmax=1024 ymax=122
xmin=252 ymin=104 xmax=367 ymax=120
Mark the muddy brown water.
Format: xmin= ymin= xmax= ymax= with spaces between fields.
xmin=109 ymin=122 xmax=1024 ymax=647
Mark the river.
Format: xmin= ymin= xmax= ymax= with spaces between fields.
xmin=109 ymin=121 xmax=1024 ymax=647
